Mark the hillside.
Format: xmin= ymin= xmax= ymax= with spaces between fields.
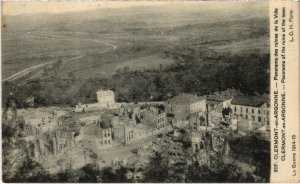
xmin=2 ymin=2 xmax=270 ymax=108
xmin=2 ymin=11 xmax=269 ymax=79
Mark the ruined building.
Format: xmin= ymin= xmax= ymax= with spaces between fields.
xmin=76 ymin=123 xmax=112 ymax=148
xmin=141 ymin=106 xmax=167 ymax=130
xmin=112 ymin=116 xmax=136 ymax=144
xmin=165 ymin=93 xmax=206 ymax=128
xmin=25 ymin=130 xmax=76 ymax=158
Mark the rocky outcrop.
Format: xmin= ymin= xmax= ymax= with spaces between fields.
xmin=26 ymin=131 xmax=76 ymax=158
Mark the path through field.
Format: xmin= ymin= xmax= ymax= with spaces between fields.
xmin=2 ymin=55 xmax=84 ymax=82
xmin=2 ymin=33 xmax=118 ymax=82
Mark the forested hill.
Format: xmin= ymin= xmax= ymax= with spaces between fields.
xmin=74 ymin=49 xmax=270 ymax=103
xmin=2 ymin=46 xmax=269 ymax=108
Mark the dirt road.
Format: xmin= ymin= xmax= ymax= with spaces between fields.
xmin=3 ymin=33 xmax=118 ymax=82
xmin=3 ymin=55 xmax=84 ymax=82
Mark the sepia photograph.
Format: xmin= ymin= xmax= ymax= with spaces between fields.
xmin=1 ymin=1 xmax=272 ymax=182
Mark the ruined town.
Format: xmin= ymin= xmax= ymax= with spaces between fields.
xmin=3 ymin=88 xmax=270 ymax=181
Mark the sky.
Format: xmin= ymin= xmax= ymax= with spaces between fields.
xmin=2 ymin=1 xmax=269 ymax=16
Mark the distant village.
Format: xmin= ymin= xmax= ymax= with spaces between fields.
xmin=5 ymin=88 xmax=270 ymax=173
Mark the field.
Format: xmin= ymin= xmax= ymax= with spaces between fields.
xmin=2 ymin=3 xmax=269 ymax=81
xmin=209 ymin=37 xmax=269 ymax=54
xmin=2 ymin=32 xmax=114 ymax=79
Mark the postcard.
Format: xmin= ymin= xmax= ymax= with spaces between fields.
xmin=1 ymin=1 xmax=299 ymax=183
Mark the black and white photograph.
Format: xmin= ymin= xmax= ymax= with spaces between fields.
xmin=1 ymin=1 xmax=273 ymax=182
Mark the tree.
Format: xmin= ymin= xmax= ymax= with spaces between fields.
xmin=166 ymin=162 xmax=188 ymax=182
xmin=186 ymin=162 xmax=211 ymax=182
xmin=143 ymin=152 xmax=169 ymax=182
xmin=114 ymin=166 xmax=129 ymax=182
xmin=228 ymin=135 xmax=270 ymax=182
xmin=222 ymin=107 xmax=232 ymax=116
xmin=11 ymin=159 xmax=52 ymax=183
xmin=185 ymin=160 xmax=256 ymax=183
xmin=2 ymin=114 xmax=28 ymax=182
xmin=55 ymin=169 xmax=77 ymax=182
xmin=78 ymin=164 xmax=102 ymax=182
xmin=100 ymin=167 xmax=116 ymax=182
xmin=178 ymin=129 xmax=192 ymax=149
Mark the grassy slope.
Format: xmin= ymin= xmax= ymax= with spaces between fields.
xmin=2 ymin=3 xmax=269 ymax=81
xmin=2 ymin=18 xmax=269 ymax=80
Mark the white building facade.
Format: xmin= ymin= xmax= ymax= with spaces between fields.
xmin=230 ymin=96 xmax=270 ymax=130
xmin=75 ymin=89 xmax=116 ymax=112
xmin=190 ymin=99 xmax=207 ymax=114
xmin=96 ymin=89 xmax=115 ymax=107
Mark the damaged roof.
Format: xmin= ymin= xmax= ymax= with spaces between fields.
xmin=80 ymin=124 xmax=105 ymax=138
xmin=231 ymin=95 xmax=269 ymax=107
xmin=168 ymin=93 xmax=205 ymax=105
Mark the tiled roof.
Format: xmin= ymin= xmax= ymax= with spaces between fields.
xmin=231 ymin=95 xmax=269 ymax=107
xmin=168 ymin=93 xmax=205 ymax=105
